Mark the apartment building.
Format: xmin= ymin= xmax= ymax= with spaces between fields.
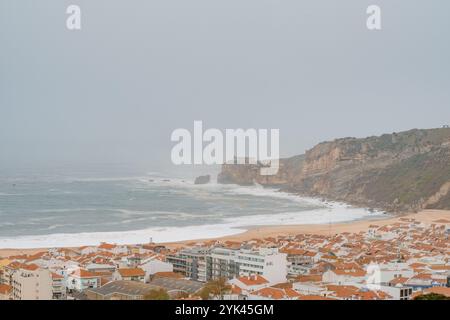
xmin=281 ymin=248 xmax=315 ymax=276
xmin=166 ymin=247 xmax=209 ymax=282
xmin=11 ymin=265 xmax=53 ymax=300
xmin=207 ymin=247 xmax=240 ymax=281
xmin=207 ymin=247 xmax=288 ymax=284
xmin=51 ymin=273 xmax=66 ymax=300
xmin=1 ymin=261 xmax=20 ymax=286
xmin=237 ymin=248 xmax=287 ymax=284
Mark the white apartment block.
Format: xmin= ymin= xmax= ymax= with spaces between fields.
xmin=377 ymin=285 xmax=413 ymax=300
xmin=208 ymin=247 xmax=287 ymax=284
xmin=237 ymin=248 xmax=287 ymax=284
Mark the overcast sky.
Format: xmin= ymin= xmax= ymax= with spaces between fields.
xmin=1 ymin=0 xmax=449 ymax=175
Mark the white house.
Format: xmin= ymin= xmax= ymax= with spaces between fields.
xmin=377 ymin=262 xmax=414 ymax=284
xmin=228 ymin=275 xmax=270 ymax=294
xmin=139 ymin=257 xmax=173 ymax=282
xmin=322 ymin=269 xmax=366 ymax=285
xmin=67 ymin=269 xmax=100 ymax=292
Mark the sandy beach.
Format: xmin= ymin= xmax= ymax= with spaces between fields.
xmin=1 ymin=209 xmax=449 ymax=258
xmin=167 ymin=209 xmax=450 ymax=248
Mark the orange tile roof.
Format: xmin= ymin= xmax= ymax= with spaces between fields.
xmin=389 ymin=277 xmax=408 ymax=285
xmin=71 ymin=269 xmax=99 ymax=278
xmin=279 ymin=248 xmax=306 ymax=255
xmin=332 ymin=269 xmax=366 ymax=277
xmin=98 ymin=243 xmax=117 ymax=250
xmin=355 ymin=290 xmax=381 ymax=300
xmin=21 ymin=263 xmax=39 ymax=271
xmin=237 ymin=275 xmax=269 ymax=286
xmin=0 ymin=284 xmax=11 ymax=295
xmin=153 ymin=271 xmax=184 ymax=279
xmin=299 ymin=295 xmax=337 ymax=300
xmin=117 ymin=268 xmax=145 ymax=277
xmin=327 ymin=285 xmax=359 ymax=298
xmin=24 ymin=252 xmax=47 ymax=262
xmin=284 ymin=288 xmax=301 ymax=298
xmin=303 ymin=251 xmax=317 ymax=257
xmin=271 ymin=282 xmax=293 ymax=289
xmin=51 ymin=272 xmax=64 ymax=279
xmin=230 ymin=284 xmax=242 ymax=295
xmin=412 ymin=273 xmax=432 ymax=280
xmin=422 ymin=287 xmax=450 ymax=297
xmin=253 ymin=287 xmax=289 ymax=300
xmin=429 ymin=265 xmax=450 ymax=271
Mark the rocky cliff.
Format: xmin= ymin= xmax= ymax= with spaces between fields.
xmin=217 ymin=128 xmax=450 ymax=212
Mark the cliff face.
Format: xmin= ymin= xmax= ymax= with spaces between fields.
xmin=218 ymin=155 xmax=304 ymax=186
xmin=217 ymin=128 xmax=450 ymax=212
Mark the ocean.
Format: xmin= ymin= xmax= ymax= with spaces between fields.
xmin=0 ymin=170 xmax=384 ymax=248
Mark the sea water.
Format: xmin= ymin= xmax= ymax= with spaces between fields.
xmin=0 ymin=169 xmax=384 ymax=248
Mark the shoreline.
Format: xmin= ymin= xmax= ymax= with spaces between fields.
xmin=1 ymin=209 xmax=449 ymax=257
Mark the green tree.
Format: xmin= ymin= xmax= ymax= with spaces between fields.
xmin=143 ymin=288 xmax=170 ymax=300
xmin=414 ymin=293 xmax=450 ymax=300
xmin=200 ymin=277 xmax=231 ymax=300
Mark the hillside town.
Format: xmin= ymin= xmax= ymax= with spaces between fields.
xmin=1 ymin=217 xmax=449 ymax=301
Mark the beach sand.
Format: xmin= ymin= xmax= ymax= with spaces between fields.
xmin=164 ymin=209 xmax=450 ymax=249
xmin=1 ymin=209 xmax=449 ymax=257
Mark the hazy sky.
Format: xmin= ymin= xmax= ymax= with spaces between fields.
xmin=1 ymin=0 xmax=450 ymax=174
